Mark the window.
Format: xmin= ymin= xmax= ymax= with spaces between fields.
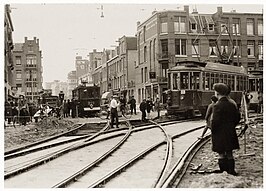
xmin=209 ymin=40 xmax=217 ymax=57
xmin=208 ymin=24 xmax=214 ymax=31
xmin=26 ymin=55 xmax=37 ymax=67
xmin=248 ymin=62 xmax=255 ymax=71
xmin=247 ymin=41 xmax=255 ymax=57
xmin=161 ymin=39 xmax=168 ymax=58
xmin=144 ymin=67 xmax=147 ymax=82
xmin=221 ymin=40 xmax=229 ymax=55
xmin=161 ymin=22 xmax=168 ymax=34
xmin=191 ymin=23 xmax=196 ymax=30
xmin=258 ymin=41 xmax=263 ymax=60
xmin=180 ymin=72 xmax=189 ymax=89
xmin=221 ymin=18 xmax=229 ymax=34
xmin=174 ymin=17 xmax=186 ymax=33
xmin=258 ymin=19 xmax=263 ymax=36
xmin=175 ymin=39 xmax=186 ymax=56
xmin=144 ymin=46 xmax=147 ymax=62
xmin=232 ymin=18 xmax=240 ymax=35
xmin=233 ymin=40 xmax=241 ymax=57
xmin=143 ymin=26 xmax=146 ymax=42
xmin=141 ymin=68 xmax=144 ymax=83
xmin=16 ymin=70 xmax=22 ymax=80
xmin=15 ymin=56 xmax=21 ymax=65
xmin=192 ymin=39 xmax=199 ymax=56
xmin=247 ymin=19 xmax=254 ymax=35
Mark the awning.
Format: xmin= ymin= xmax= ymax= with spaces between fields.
xmin=101 ymin=92 xmax=111 ymax=99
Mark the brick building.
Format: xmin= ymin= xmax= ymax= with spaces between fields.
xmin=136 ymin=6 xmax=263 ymax=103
xmin=12 ymin=37 xmax=43 ymax=101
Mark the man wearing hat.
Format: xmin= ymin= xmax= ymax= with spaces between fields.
xmin=110 ymin=95 xmax=119 ymax=128
xmin=211 ymin=83 xmax=240 ymax=176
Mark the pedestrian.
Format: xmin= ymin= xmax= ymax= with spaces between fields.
xmin=110 ymin=95 xmax=119 ymax=128
xmin=128 ymin=95 xmax=137 ymax=115
xmin=140 ymin=99 xmax=147 ymax=121
xmin=211 ymin=83 xmax=241 ymax=175
xmin=71 ymin=98 xmax=77 ymax=118
xmin=146 ymin=97 xmax=154 ymax=119
xmin=63 ymin=100 xmax=68 ymax=118
xmin=154 ymin=97 xmax=161 ymax=119
xmin=67 ymin=99 xmax=71 ymax=117
xmin=119 ymin=95 xmax=126 ymax=114
xmin=245 ymin=90 xmax=253 ymax=110
xmin=198 ymin=95 xmax=218 ymax=139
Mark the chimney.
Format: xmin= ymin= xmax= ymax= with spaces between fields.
xmin=37 ymin=39 xmax=39 ymax=45
xmin=184 ymin=5 xmax=189 ymax=13
xmin=217 ymin=7 xmax=223 ymax=14
xmin=34 ymin=37 xmax=36 ymax=42
xmin=24 ymin=37 xmax=28 ymax=42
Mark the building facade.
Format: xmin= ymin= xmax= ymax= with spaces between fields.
xmin=90 ymin=49 xmax=103 ymax=87
xmin=12 ymin=37 xmax=43 ymax=101
xmin=4 ymin=4 xmax=15 ymax=100
xmin=67 ymin=70 xmax=77 ymax=99
xmin=136 ymin=6 xmax=263 ymax=103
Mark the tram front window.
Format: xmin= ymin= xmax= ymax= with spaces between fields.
xmin=190 ymin=72 xmax=200 ymax=89
xmin=180 ymin=72 xmax=189 ymax=89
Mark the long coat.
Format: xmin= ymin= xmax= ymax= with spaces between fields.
xmin=211 ymin=97 xmax=240 ymax=153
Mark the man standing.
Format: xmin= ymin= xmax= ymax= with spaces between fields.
xmin=211 ymin=83 xmax=240 ymax=176
xmin=110 ymin=95 xmax=119 ymax=128
xmin=140 ymin=99 xmax=147 ymax=122
xmin=128 ymin=95 xmax=136 ymax=115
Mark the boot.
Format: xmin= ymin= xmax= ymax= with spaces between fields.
xmin=218 ymin=158 xmax=228 ymax=173
xmin=227 ymin=159 xmax=238 ymax=176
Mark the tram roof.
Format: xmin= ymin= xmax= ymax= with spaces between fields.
xmin=170 ymin=61 xmax=247 ymax=75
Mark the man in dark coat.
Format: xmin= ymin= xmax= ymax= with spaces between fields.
xmin=211 ymin=83 xmax=240 ymax=176
xmin=139 ymin=99 xmax=147 ymax=122
xmin=128 ymin=96 xmax=136 ymax=115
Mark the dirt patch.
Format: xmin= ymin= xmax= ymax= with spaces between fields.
xmin=4 ymin=117 xmax=75 ymax=151
xmin=178 ymin=121 xmax=263 ymax=188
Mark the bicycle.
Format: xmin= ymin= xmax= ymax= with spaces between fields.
xmin=120 ymin=104 xmax=132 ymax=119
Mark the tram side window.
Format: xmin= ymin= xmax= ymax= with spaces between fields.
xmin=219 ymin=73 xmax=223 ymax=83
xmin=239 ymin=76 xmax=243 ymax=91
xmin=215 ymin=73 xmax=219 ymax=83
xmin=180 ymin=72 xmax=189 ymax=89
xmin=190 ymin=72 xmax=200 ymax=89
xmin=224 ymin=74 xmax=228 ymax=85
xmin=205 ymin=73 xmax=210 ymax=90
xmin=173 ymin=73 xmax=178 ymax=90
xmin=202 ymin=72 xmax=205 ymax=90
xmin=210 ymin=73 xmax=215 ymax=90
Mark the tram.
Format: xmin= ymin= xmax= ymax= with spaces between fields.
xmin=72 ymin=85 xmax=101 ymax=117
xmin=166 ymin=61 xmax=248 ymax=118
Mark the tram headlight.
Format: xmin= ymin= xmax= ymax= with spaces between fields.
xmin=180 ymin=95 xmax=185 ymax=100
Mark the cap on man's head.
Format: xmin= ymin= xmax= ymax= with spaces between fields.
xmin=213 ymin=83 xmax=229 ymax=96
xmin=113 ymin=95 xmax=118 ymax=98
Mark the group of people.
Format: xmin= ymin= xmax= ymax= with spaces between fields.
xmin=4 ymin=98 xmax=37 ymax=126
xmin=61 ymin=98 xmax=79 ymax=118
xmin=139 ymin=97 xmax=160 ymax=121
xmin=199 ymin=83 xmax=243 ymax=176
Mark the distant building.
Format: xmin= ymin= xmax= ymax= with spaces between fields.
xmin=12 ymin=37 xmax=43 ymax=101
xmin=45 ymin=80 xmax=68 ymax=98
xmin=89 ymin=49 xmax=103 ymax=87
xmin=4 ymin=4 xmax=14 ymax=100
xmin=67 ymin=71 xmax=77 ymax=99
xmin=75 ymin=56 xmax=90 ymax=80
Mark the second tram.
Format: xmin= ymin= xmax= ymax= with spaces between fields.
xmin=72 ymin=85 xmax=101 ymax=117
xmin=166 ymin=61 xmax=248 ymax=118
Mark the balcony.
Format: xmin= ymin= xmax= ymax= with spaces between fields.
xmin=157 ymin=52 xmax=169 ymax=62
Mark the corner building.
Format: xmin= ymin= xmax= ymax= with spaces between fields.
xmin=136 ymin=6 xmax=263 ymax=103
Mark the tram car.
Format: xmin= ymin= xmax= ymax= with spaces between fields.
xmin=166 ymin=61 xmax=248 ymax=118
xmin=72 ymin=85 xmax=101 ymax=117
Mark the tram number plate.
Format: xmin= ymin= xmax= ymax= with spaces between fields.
xmin=181 ymin=90 xmax=186 ymax=94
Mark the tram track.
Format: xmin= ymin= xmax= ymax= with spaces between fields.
xmin=5 ymin=118 xmax=207 ymax=188
xmin=4 ymin=121 xmax=112 ymax=179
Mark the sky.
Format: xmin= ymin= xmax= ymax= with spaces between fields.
xmin=4 ymin=0 xmax=264 ymax=83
